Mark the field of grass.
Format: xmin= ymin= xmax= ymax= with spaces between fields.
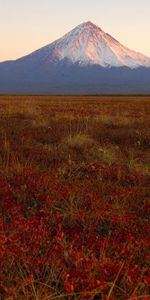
xmin=0 ymin=95 xmax=150 ymax=300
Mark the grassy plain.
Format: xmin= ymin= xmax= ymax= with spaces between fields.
xmin=0 ymin=96 xmax=150 ymax=299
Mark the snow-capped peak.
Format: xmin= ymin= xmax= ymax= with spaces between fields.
xmin=25 ymin=21 xmax=150 ymax=69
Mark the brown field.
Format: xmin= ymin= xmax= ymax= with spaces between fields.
xmin=0 ymin=95 xmax=150 ymax=299
xmin=0 ymin=95 xmax=150 ymax=176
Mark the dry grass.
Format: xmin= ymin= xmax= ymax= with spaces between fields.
xmin=0 ymin=95 xmax=150 ymax=299
xmin=64 ymin=134 xmax=94 ymax=148
xmin=0 ymin=95 xmax=149 ymax=176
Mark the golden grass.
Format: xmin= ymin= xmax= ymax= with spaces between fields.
xmin=0 ymin=95 xmax=150 ymax=299
xmin=64 ymin=134 xmax=94 ymax=149
xmin=0 ymin=95 xmax=149 ymax=177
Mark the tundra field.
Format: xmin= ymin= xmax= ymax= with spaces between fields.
xmin=0 ymin=95 xmax=150 ymax=300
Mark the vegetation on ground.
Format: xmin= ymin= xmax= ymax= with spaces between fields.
xmin=0 ymin=96 xmax=150 ymax=299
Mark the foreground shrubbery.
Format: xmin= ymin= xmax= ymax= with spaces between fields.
xmin=0 ymin=96 xmax=149 ymax=299
xmin=1 ymin=165 xmax=149 ymax=299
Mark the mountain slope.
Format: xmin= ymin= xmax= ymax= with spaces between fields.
xmin=17 ymin=21 xmax=150 ymax=69
xmin=0 ymin=21 xmax=150 ymax=94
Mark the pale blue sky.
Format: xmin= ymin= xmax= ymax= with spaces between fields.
xmin=0 ymin=0 xmax=150 ymax=61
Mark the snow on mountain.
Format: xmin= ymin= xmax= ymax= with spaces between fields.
xmin=1 ymin=21 xmax=150 ymax=94
xmin=22 ymin=21 xmax=150 ymax=69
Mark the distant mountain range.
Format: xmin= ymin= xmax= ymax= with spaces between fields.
xmin=0 ymin=21 xmax=150 ymax=94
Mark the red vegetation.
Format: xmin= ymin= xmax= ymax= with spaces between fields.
xmin=0 ymin=165 xmax=149 ymax=299
xmin=0 ymin=96 xmax=149 ymax=299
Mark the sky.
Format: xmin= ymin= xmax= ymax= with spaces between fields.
xmin=0 ymin=0 xmax=150 ymax=62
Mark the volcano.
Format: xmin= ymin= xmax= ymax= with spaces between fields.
xmin=0 ymin=21 xmax=150 ymax=94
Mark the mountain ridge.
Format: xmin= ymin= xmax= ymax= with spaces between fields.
xmin=15 ymin=21 xmax=150 ymax=69
xmin=0 ymin=21 xmax=150 ymax=94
